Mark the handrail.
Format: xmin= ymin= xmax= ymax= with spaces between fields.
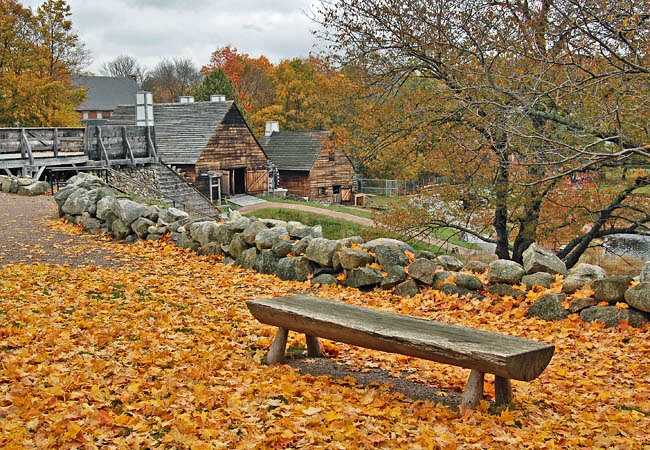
xmin=156 ymin=159 xmax=219 ymax=212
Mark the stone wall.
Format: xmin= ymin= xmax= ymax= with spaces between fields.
xmin=56 ymin=173 xmax=650 ymax=329
xmin=0 ymin=175 xmax=50 ymax=196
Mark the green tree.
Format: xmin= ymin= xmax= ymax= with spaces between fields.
xmin=193 ymin=69 xmax=237 ymax=102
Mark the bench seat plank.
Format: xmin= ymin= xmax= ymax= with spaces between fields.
xmin=247 ymin=295 xmax=554 ymax=381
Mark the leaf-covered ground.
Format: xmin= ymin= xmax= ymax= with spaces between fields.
xmin=1 ymin=219 xmax=648 ymax=449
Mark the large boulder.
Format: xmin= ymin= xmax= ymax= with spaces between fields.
xmin=362 ymin=238 xmax=415 ymax=253
xmin=228 ymin=233 xmax=248 ymax=259
xmin=454 ymin=273 xmax=483 ymax=291
xmin=162 ymin=207 xmax=189 ymax=223
xmin=305 ymin=238 xmax=340 ymax=267
xmin=1 ymin=177 xmax=16 ymax=193
xmin=562 ymin=263 xmax=606 ymax=294
xmin=337 ymin=236 xmax=365 ymax=247
xmin=61 ymin=188 xmax=93 ymax=216
xmin=242 ymin=220 xmax=268 ymax=245
xmin=286 ymin=221 xmax=311 ymax=239
xmin=115 ymin=199 xmax=148 ymax=226
xmin=394 ymin=280 xmax=419 ymax=297
xmin=415 ymin=250 xmax=436 ymax=261
xmin=567 ymin=297 xmax=597 ymax=314
xmin=235 ymin=247 xmax=258 ymax=270
xmin=96 ymin=196 xmax=118 ymax=220
xmin=592 ymin=275 xmax=633 ymax=304
xmin=380 ymin=265 xmax=408 ymax=289
xmin=254 ymin=250 xmax=281 ymax=274
xmin=522 ymin=272 xmax=556 ymax=289
xmin=374 ymin=245 xmax=409 ymax=268
xmin=259 ymin=218 xmax=287 ymax=229
xmin=580 ymin=305 xmax=648 ymax=328
xmin=111 ymin=218 xmax=132 ymax=241
xmin=526 ymin=293 xmax=569 ymax=321
xmin=407 ymin=258 xmax=436 ymax=285
xmin=487 ymin=283 xmax=527 ymax=298
xmin=624 ymin=283 xmax=650 ymax=313
xmin=197 ymin=242 xmax=222 ymax=256
xmin=225 ymin=217 xmax=251 ymax=233
xmin=80 ymin=213 xmax=101 ymax=234
xmin=189 ymin=221 xmax=220 ymax=246
xmin=17 ymin=181 xmax=50 ymax=196
xmin=292 ymin=236 xmax=313 ymax=255
xmin=339 ymin=248 xmax=373 ymax=270
xmin=439 ymin=283 xmax=472 ymax=298
xmin=487 ymin=260 xmax=524 ymax=284
xmin=255 ymin=227 xmax=289 ymax=250
xmin=272 ymin=240 xmax=294 ymax=257
xmin=640 ymin=261 xmax=650 ymax=283
xmin=432 ymin=270 xmax=453 ymax=288
xmin=435 ymin=255 xmax=464 ymax=272
xmin=522 ymin=243 xmax=567 ymax=276
xmin=214 ymin=226 xmax=234 ymax=245
xmin=345 ymin=267 xmax=383 ymax=289
xmin=310 ymin=274 xmax=339 ymax=285
xmin=131 ymin=217 xmax=155 ymax=238
xmin=275 ymin=257 xmax=313 ymax=282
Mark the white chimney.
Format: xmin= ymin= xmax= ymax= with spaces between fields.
xmin=210 ymin=94 xmax=226 ymax=102
xmin=265 ymin=121 xmax=280 ymax=137
xmin=179 ymin=96 xmax=194 ymax=103
xmin=136 ymin=90 xmax=154 ymax=126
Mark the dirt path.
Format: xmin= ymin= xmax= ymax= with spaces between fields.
xmin=240 ymin=201 xmax=475 ymax=255
xmin=0 ymin=192 xmax=124 ymax=268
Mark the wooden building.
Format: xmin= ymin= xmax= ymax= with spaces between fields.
xmin=259 ymin=128 xmax=355 ymax=202
xmin=71 ymin=76 xmax=140 ymax=125
xmin=108 ymin=99 xmax=268 ymax=198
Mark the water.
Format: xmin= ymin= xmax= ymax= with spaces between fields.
xmin=603 ymin=234 xmax=650 ymax=260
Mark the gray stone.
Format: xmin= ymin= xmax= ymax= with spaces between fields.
xmin=432 ymin=270 xmax=453 ymax=288
xmin=487 ymin=260 xmax=524 ymax=284
xmin=640 ymin=261 xmax=650 ymax=283
xmin=362 ymin=238 xmax=415 ymax=253
xmin=276 ymin=257 xmax=314 ymax=282
xmin=380 ymin=265 xmax=408 ymax=289
xmin=227 ymin=209 xmax=243 ymax=222
xmin=305 ymin=238 xmax=340 ymax=267
xmin=260 ymin=218 xmax=287 ymax=229
xmin=255 ymin=227 xmax=289 ymax=250
xmin=242 ymin=220 xmax=268 ymax=245
xmin=439 ymin=283 xmax=472 ymax=298
xmin=345 ymin=267 xmax=383 ymax=289
xmin=146 ymin=233 xmax=163 ymax=241
xmin=286 ymin=221 xmax=311 ymax=239
xmin=236 ymin=247 xmax=258 ymax=269
xmin=624 ymin=282 xmax=650 ymax=313
xmin=254 ymin=250 xmax=281 ymax=274
xmin=226 ymin=217 xmax=251 ymax=233
xmin=522 ymin=272 xmax=556 ymax=289
xmin=562 ymin=263 xmax=606 ymax=294
xmin=170 ymin=232 xmax=181 ymax=243
xmin=337 ymin=236 xmax=365 ymax=247
xmin=189 ymin=221 xmax=220 ymax=246
xmin=394 ymin=280 xmax=419 ymax=297
xmin=1 ymin=177 xmax=14 ymax=193
xmin=80 ymin=213 xmax=101 ymax=234
xmin=454 ymin=273 xmax=483 ymax=290
xmin=463 ymin=260 xmax=489 ymax=273
xmin=309 ymin=225 xmax=323 ymax=238
xmin=61 ymin=188 xmax=92 ymax=215
xmin=111 ymin=219 xmax=131 ymax=240
xmin=292 ymin=236 xmax=313 ymax=255
xmin=214 ymin=225 xmax=234 ymax=245
xmin=176 ymin=232 xmax=196 ymax=250
xmin=228 ymin=233 xmax=248 ymax=259
xmin=415 ymin=251 xmax=436 ymax=261
xmin=167 ymin=217 xmax=190 ymax=233
xmin=435 ymin=255 xmax=464 ymax=272
xmin=223 ymin=256 xmax=235 ymax=265
xmin=198 ymin=242 xmax=222 ymax=255
xmin=568 ymin=297 xmax=597 ymax=314
xmin=593 ymin=276 xmax=633 ymax=303
xmin=310 ymin=274 xmax=339 ymax=285
xmin=131 ymin=217 xmax=155 ymax=238
xmin=17 ymin=177 xmax=32 ymax=186
xmin=487 ymin=283 xmax=527 ymax=298
xmin=522 ymin=243 xmax=567 ymax=276
xmin=17 ymin=181 xmax=50 ymax=196
xmin=526 ymin=294 xmax=569 ymax=321
xmin=313 ymin=266 xmax=336 ymax=276
xmin=115 ymin=199 xmax=148 ymax=226
xmin=162 ymin=207 xmax=189 ymax=223
xmin=272 ymin=240 xmax=294 ymax=257
xmin=374 ymin=245 xmax=409 ymax=267
xmin=579 ymin=306 xmax=648 ymax=328
xmin=407 ymin=258 xmax=436 ymax=285
xmin=339 ymin=248 xmax=373 ymax=270
xmin=148 ymin=225 xmax=167 ymax=235
xmin=96 ymin=196 xmax=118 ymax=220
xmin=144 ymin=206 xmax=162 ymax=222
xmin=123 ymin=234 xmax=139 ymax=244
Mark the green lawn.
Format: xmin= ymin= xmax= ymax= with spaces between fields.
xmin=258 ymin=196 xmax=372 ymax=219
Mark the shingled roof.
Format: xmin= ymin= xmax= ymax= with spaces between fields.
xmin=107 ymin=101 xmax=235 ymax=164
xmin=71 ymin=76 xmax=139 ymax=111
xmin=258 ymin=131 xmax=330 ymax=171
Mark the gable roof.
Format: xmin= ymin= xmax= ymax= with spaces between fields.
xmin=107 ymin=100 xmax=261 ymax=164
xmin=71 ymin=76 xmax=139 ymax=111
xmin=258 ymin=131 xmax=330 ymax=171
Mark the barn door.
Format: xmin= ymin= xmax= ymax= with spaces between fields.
xmin=341 ymin=187 xmax=352 ymax=202
xmin=246 ymin=169 xmax=268 ymax=194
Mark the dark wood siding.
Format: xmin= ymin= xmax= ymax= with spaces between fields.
xmin=308 ymin=146 xmax=355 ymax=201
xmin=279 ymin=171 xmax=311 ymax=198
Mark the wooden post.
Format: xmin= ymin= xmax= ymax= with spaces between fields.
xmin=495 ymin=376 xmax=513 ymax=405
xmin=20 ymin=129 xmax=34 ymax=166
xmin=266 ymin=327 xmax=288 ymax=364
xmin=462 ymin=369 xmax=484 ymax=410
xmin=97 ymin=126 xmax=110 ymax=166
xmin=52 ymin=128 xmax=59 ymax=157
xmin=122 ymin=126 xmax=135 ymax=166
xmin=305 ymin=334 xmax=322 ymax=357
xmin=146 ymin=126 xmax=158 ymax=162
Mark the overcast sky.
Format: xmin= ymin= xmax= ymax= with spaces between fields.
xmin=22 ymin=0 xmax=321 ymax=73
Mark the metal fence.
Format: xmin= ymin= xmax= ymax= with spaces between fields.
xmin=355 ymin=178 xmax=420 ymax=197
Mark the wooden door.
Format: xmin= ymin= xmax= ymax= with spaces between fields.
xmin=341 ymin=187 xmax=351 ymax=202
xmin=246 ymin=169 xmax=268 ymax=194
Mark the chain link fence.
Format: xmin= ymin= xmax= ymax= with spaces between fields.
xmin=355 ymin=178 xmax=420 ymax=197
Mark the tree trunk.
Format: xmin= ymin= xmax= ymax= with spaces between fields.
xmin=493 ymin=151 xmax=511 ymax=260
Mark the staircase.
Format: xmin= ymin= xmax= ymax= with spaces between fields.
xmin=154 ymin=163 xmax=219 ymax=218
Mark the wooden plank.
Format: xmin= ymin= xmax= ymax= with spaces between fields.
xmin=247 ymin=296 xmax=555 ymax=381
xmin=461 ymin=369 xmax=484 ymax=409
xmin=53 ymin=128 xmax=59 ymax=157
xmin=495 ymin=376 xmax=513 ymax=405
xmin=267 ymin=327 xmax=288 ymax=364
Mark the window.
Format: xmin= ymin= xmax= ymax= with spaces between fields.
xmin=82 ymin=112 xmax=88 ymax=120
xmin=328 ymin=150 xmax=335 ymax=162
xmin=318 ymin=187 xmax=327 ymax=196
xmin=97 ymin=112 xmax=103 ymax=119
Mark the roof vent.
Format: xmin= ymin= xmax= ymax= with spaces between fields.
xmin=136 ymin=90 xmax=154 ymax=127
xmin=265 ymin=121 xmax=280 ymax=137
xmin=179 ymin=96 xmax=194 ymax=103
xmin=210 ymin=94 xmax=226 ymax=102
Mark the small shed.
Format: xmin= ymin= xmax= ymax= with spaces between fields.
xmin=108 ymin=99 xmax=268 ymax=198
xmin=71 ymin=76 xmax=140 ymax=124
xmin=259 ymin=128 xmax=355 ymax=202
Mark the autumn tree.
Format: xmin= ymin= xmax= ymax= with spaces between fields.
xmin=143 ymin=57 xmax=203 ymax=103
xmin=100 ymin=54 xmax=146 ymax=84
xmin=315 ymin=0 xmax=650 ymax=266
xmin=0 ymin=0 xmax=85 ymax=127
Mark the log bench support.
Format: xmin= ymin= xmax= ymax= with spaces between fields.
xmin=250 ymin=295 xmax=554 ymax=410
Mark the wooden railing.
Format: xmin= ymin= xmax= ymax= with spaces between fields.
xmin=0 ymin=127 xmax=85 ymax=158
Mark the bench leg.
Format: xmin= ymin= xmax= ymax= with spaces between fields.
xmin=266 ymin=327 xmax=288 ymax=364
xmin=305 ymin=334 xmax=322 ymax=357
xmin=495 ymin=376 xmax=513 ymax=405
xmin=462 ymin=369 xmax=484 ymax=410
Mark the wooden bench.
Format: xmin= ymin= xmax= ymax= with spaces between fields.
xmin=246 ymin=295 xmax=555 ymax=409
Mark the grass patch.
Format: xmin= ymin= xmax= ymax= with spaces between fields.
xmin=259 ymin=196 xmax=372 ymax=219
